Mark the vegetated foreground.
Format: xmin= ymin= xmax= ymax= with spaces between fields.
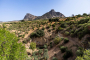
xmin=0 ymin=13 xmax=90 ymax=60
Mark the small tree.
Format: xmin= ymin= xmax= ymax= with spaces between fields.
xmin=64 ymin=38 xmax=69 ymax=43
xmin=54 ymin=37 xmax=61 ymax=44
xmin=60 ymin=46 xmax=67 ymax=53
xmin=30 ymin=42 xmax=36 ymax=50
xmin=64 ymin=31 xmax=69 ymax=36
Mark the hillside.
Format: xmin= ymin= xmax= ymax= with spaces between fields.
xmin=0 ymin=13 xmax=90 ymax=60
xmin=23 ymin=9 xmax=65 ymax=21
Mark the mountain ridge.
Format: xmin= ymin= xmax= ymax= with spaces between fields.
xmin=23 ymin=9 xmax=65 ymax=21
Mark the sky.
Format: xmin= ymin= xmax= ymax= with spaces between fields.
xmin=0 ymin=0 xmax=90 ymax=22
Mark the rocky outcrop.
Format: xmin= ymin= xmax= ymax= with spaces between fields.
xmin=23 ymin=9 xmax=65 ymax=21
xmin=24 ymin=13 xmax=37 ymax=21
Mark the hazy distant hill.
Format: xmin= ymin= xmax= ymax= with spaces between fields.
xmin=23 ymin=9 xmax=65 ymax=21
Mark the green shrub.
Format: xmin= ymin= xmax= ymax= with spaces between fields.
xmin=64 ymin=31 xmax=69 ymax=36
xmin=61 ymin=37 xmax=64 ymax=40
xmin=76 ymin=50 xmax=83 ymax=56
xmin=49 ymin=18 xmax=59 ymax=22
xmin=83 ymin=13 xmax=87 ymax=16
xmin=70 ymin=29 xmax=75 ymax=33
xmin=70 ymin=33 xmax=74 ymax=37
xmin=52 ymin=57 xmax=58 ymax=60
xmin=30 ymin=30 xmax=45 ymax=38
xmin=36 ymin=30 xmax=45 ymax=37
xmin=0 ymin=28 xmax=27 ymax=60
xmin=52 ymin=24 xmax=55 ymax=27
xmin=54 ymin=37 xmax=61 ymax=44
xmin=60 ymin=23 xmax=67 ymax=28
xmin=30 ymin=32 xmax=36 ymax=38
xmin=64 ymin=38 xmax=69 ymax=43
xmin=23 ymin=40 xmax=27 ymax=44
xmin=53 ymin=27 xmax=55 ymax=30
xmin=44 ymin=44 xmax=48 ymax=49
xmin=42 ymin=27 xmax=45 ymax=30
xmin=43 ymin=49 xmax=49 ymax=60
xmin=78 ymin=18 xmax=89 ymax=24
xmin=57 ymin=27 xmax=64 ymax=31
xmin=66 ymin=17 xmax=73 ymax=21
xmin=63 ymin=50 xmax=73 ymax=59
xmin=76 ymin=14 xmax=82 ymax=17
xmin=66 ymin=27 xmax=71 ymax=31
xmin=30 ymin=42 xmax=36 ymax=50
xmin=60 ymin=46 xmax=67 ymax=53
xmin=38 ymin=49 xmax=43 ymax=54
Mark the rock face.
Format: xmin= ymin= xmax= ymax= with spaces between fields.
xmin=24 ymin=13 xmax=37 ymax=21
xmin=23 ymin=9 xmax=65 ymax=21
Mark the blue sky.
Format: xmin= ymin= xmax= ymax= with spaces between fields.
xmin=0 ymin=0 xmax=90 ymax=22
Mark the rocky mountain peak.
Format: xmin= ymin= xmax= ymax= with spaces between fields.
xmin=50 ymin=9 xmax=55 ymax=12
xmin=23 ymin=9 xmax=65 ymax=21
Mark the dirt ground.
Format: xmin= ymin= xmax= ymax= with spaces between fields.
xmin=48 ymin=32 xmax=83 ymax=60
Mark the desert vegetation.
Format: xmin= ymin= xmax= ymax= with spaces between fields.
xmin=0 ymin=14 xmax=90 ymax=60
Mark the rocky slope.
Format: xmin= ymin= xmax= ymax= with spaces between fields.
xmin=23 ymin=9 xmax=65 ymax=21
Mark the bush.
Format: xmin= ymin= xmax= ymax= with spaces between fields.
xmin=43 ymin=49 xmax=49 ymax=60
xmin=52 ymin=24 xmax=55 ymax=27
xmin=66 ymin=17 xmax=73 ymax=21
xmin=63 ymin=50 xmax=73 ymax=59
xmin=54 ymin=37 xmax=61 ymax=44
xmin=23 ymin=40 xmax=27 ymax=44
xmin=30 ymin=32 xmax=36 ymax=38
xmin=61 ymin=37 xmax=64 ymax=40
xmin=49 ymin=18 xmax=59 ymax=22
xmin=42 ymin=27 xmax=45 ymax=30
xmin=64 ymin=31 xmax=69 ymax=36
xmin=70 ymin=29 xmax=75 ymax=33
xmin=70 ymin=33 xmax=74 ymax=37
xmin=76 ymin=14 xmax=82 ymax=17
xmin=78 ymin=18 xmax=89 ymax=24
xmin=57 ymin=27 xmax=64 ymax=31
xmin=53 ymin=27 xmax=55 ymax=30
xmin=0 ymin=28 xmax=27 ymax=60
xmin=76 ymin=50 xmax=83 ymax=56
xmin=44 ymin=44 xmax=48 ymax=49
xmin=30 ymin=42 xmax=36 ymax=50
xmin=64 ymin=38 xmax=69 ymax=43
xmin=66 ymin=27 xmax=71 ymax=31
xmin=60 ymin=23 xmax=67 ymax=28
xmin=83 ymin=13 xmax=87 ymax=16
xmin=52 ymin=57 xmax=58 ymax=60
xmin=38 ymin=49 xmax=43 ymax=54
xmin=30 ymin=30 xmax=45 ymax=38
xmin=60 ymin=46 xmax=67 ymax=53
